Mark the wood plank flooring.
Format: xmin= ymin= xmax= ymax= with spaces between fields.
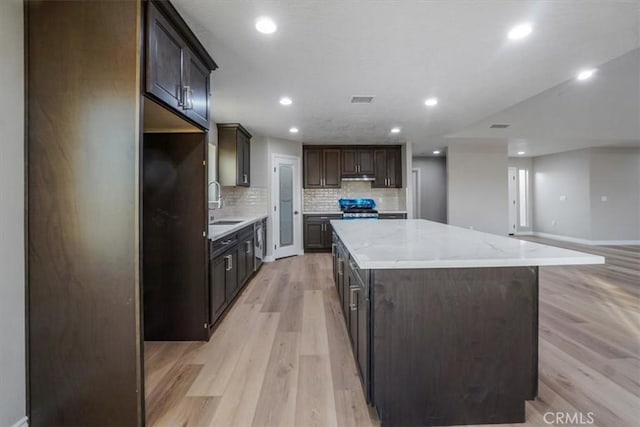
xmin=145 ymin=240 xmax=639 ymax=427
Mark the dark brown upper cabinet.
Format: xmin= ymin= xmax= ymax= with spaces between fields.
xmin=304 ymin=147 xmax=341 ymax=188
xmin=341 ymin=148 xmax=375 ymax=177
xmin=217 ymin=123 xmax=252 ymax=187
xmin=146 ymin=1 xmax=218 ymax=130
xmin=373 ymin=148 xmax=403 ymax=188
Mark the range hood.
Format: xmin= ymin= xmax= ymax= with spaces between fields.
xmin=341 ymin=176 xmax=375 ymax=182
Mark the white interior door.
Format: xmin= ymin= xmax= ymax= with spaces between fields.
xmin=273 ymin=154 xmax=302 ymax=259
xmin=508 ymin=167 xmax=517 ymax=235
xmin=412 ymin=168 xmax=421 ymax=219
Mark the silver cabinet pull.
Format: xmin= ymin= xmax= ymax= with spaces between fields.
xmin=225 ymin=255 xmax=233 ymax=271
xmin=349 ymin=287 xmax=358 ymax=310
xmin=331 ymin=243 xmax=336 ymax=255
xmin=221 ymin=239 xmax=232 ymax=245
xmin=243 ymin=173 xmax=248 ymax=184
xmin=338 ymin=259 xmax=343 ymax=276
xmin=246 ymin=241 xmax=252 ymax=254
xmin=182 ymin=86 xmax=193 ymax=110
xmin=177 ymin=84 xmax=183 ymax=106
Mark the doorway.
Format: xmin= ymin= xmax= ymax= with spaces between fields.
xmin=508 ymin=167 xmax=517 ymax=235
xmin=272 ymin=154 xmax=302 ymax=259
xmin=412 ymin=168 xmax=421 ymax=219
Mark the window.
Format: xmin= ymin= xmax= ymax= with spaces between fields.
xmin=518 ymin=169 xmax=529 ymax=227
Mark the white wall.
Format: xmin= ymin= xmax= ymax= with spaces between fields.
xmin=447 ymin=144 xmax=508 ymax=235
xmin=0 ymin=1 xmax=26 ymax=425
xmin=590 ymin=148 xmax=640 ymax=240
xmin=412 ymin=157 xmax=447 ymax=223
xmin=533 ymin=149 xmax=592 ymax=239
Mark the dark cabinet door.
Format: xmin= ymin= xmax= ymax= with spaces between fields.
xmin=241 ymin=133 xmax=251 ymax=187
xmin=146 ymin=3 xmax=185 ymax=111
xmin=386 ymin=149 xmax=402 ymax=188
xmin=323 ymin=149 xmax=341 ymax=188
xmin=224 ymin=251 xmax=238 ymax=301
xmin=323 ymin=221 xmax=334 ymax=247
xmin=183 ymin=48 xmax=210 ymax=130
xmin=341 ymin=149 xmax=358 ymax=175
xmin=236 ymin=244 xmax=246 ymax=294
xmin=303 ymin=148 xmax=323 ymax=188
xmin=210 ymin=255 xmax=227 ymax=325
xmin=373 ymin=149 xmax=388 ymax=188
xmin=239 ymin=237 xmax=254 ymax=285
xmin=357 ymin=283 xmax=370 ymax=400
xmin=304 ymin=220 xmax=325 ymax=249
xmin=358 ymin=150 xmax=375 ymax=175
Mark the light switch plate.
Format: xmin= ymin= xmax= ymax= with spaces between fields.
xmin=601 ymin=196 xmax=608 ymax=202
xmin=559 ymin=195 xmax=567 ymax=201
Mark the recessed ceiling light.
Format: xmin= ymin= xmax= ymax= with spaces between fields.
xmin=424 ymin=97 xmax=438 ymax=107
xmin=279 ymin=96 xmax=292 ymax=106
xmin=289 ymin=127 xmax=299 ymax=133
xmin=507 ymin=23 xmax=533 ymax=40
xmin=391 ymin=127 xmax=401 ymax=134
xmin=576 ymin=68 xmax=597 ymax=81
xmin=255 ymin=16 xmax=277 ymax=34
xmin=433 ymin=150 xmax=441 ymax=155
xmin=517 ymin=151 xmax=525 ymax=155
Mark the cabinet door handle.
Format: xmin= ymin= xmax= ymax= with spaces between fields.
xmin=331 ymin=243 xmax=336 ymax=255
xmin=177 ymin=84 xmax=183 ymax=106
xmin=225 ymin=255 xmax=233 ymax=271
xmin=246 ymin=241 xmax=252 ymax=254
xmin=243 ymin=173 xmax=248 ymax=184
xmin=182 ymin=86 xmax=193 ymax=110
xmin=349 ymin=287 xmax=358 ymax=311
xmin=338 ymin=259 xmax=343 ymax=276
xmin=221 ymin=239 xmax=232 ymax=245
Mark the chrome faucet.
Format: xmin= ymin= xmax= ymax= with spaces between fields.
xmin=208 ymin=180 xmax=223 ymax=209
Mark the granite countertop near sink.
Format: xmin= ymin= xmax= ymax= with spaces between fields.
xmin=208 ymin=214 xmax=268 ymax=241
xmin=331 ymin=219 xmax=605 ymax=270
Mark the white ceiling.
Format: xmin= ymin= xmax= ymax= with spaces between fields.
xmin=173 ymin=0 xmax=640 ymax=156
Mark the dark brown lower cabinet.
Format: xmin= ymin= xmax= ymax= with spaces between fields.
xmin=304 ymin=214 xmax=341 ymax=251
xmin=208 ymin=224 xmax=259 ymax=334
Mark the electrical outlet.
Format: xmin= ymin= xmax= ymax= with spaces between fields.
xmin=551 ymin=219 xmax=556 ymax=227
xmin=559 ymin=195 xmax=567 ymax=201
xmin=601 ymin=195 xmax=608 ymax=202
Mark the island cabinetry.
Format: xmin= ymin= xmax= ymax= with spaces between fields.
xmin=146 ymin=1 xmax=217 ymax=130
xmin=373 ymin=148 xmax=402 ymax=188
xmin=303 ymin=214 xmax=341 ymax=251
xmin=217 ymin=123 xmax=252 ymax=187
xmin=341 ymin=148 xmax=375 ymax=177
xmin=303 ymin=147 xmax=341 ymax=188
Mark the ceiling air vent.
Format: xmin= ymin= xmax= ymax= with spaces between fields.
xmin=351 ymin=96 xmax=375 ymax=104
xmin=490 ymin=124 xmax=510 ymax=129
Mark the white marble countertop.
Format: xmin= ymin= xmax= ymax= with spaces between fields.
xmin=208 ymin=215 xmax=268 ymax=241
xmin=331 ymin=219 xmax=605 ymax=269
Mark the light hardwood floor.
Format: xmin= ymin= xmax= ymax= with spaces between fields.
xmin=145 ymin=239 xmax=639 ymax=427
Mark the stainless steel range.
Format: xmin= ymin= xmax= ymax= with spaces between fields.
xmin=339 ymin=198 xmax=379 ymax=220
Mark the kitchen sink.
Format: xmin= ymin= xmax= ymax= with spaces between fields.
xmin=212 ymin=220 xmax=243 ymax=225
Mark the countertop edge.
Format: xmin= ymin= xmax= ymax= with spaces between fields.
xmin=331 ymin=219 xmax=606 ymax=270
xmin=208 ymin=214 xmax=268 ymax=241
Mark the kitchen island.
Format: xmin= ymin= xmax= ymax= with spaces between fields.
xmin=330 ymin=219 xmax=604 ymax=427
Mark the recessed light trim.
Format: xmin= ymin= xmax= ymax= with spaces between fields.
xmin=391 ymin=127 xmax=401 ymax=134
xmin=517 ymin=151 xmax=525 ymax=155
xmin=576 ymin=68 xmax=597 ymax=81
xmin=279 ymin=96 xmax=292 ymax=106
xmin=255 ymin=16 xmax=277 ymax=34
xmin=424 ymin=97 xmax=438 ymax=107
xmin=508 ymin=23 xmax=533 ymax=40
xmin=433 ymin=150 xmax=441 ymax=155
xmin=289 ymin=127 xmax=299 ymax=133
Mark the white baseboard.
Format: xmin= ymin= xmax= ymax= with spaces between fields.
xmin=533 ymin=232 xmax=640 ymax=246
xmin=10 ymin=416 xmax=28 ymax=427
xmin=514 ymin=231 xmax=534 ymax=236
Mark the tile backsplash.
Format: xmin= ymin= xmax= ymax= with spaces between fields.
xmin=304 ymin=181 xmax=406 ymax=212
xmin=211 ymin=186 xmax=268 ymax=218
